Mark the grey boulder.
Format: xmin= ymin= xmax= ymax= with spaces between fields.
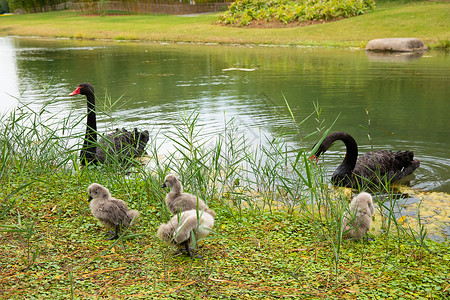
xmin=365 ymin=38 xmax=428 ymax=52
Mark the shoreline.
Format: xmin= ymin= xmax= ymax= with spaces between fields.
xmin=3 ymin=34 xmax=367 ymax=50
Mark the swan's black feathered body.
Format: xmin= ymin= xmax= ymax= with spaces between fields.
xmin=312 ymin=132 xmax=420 ymax=188
xmin=97 ymin=127 xmax=149 ymax=164
xmin=69 ymin=83 xmax=149 ymax=166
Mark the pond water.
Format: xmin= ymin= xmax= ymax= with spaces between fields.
xmin=1 ymin=36 xmax=449 ymax=194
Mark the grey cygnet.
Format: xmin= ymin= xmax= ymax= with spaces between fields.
xmin=87 ymin=183 xmax=140 ymax=240
xmin=161 ymin=174 xmax=216 ymax=217
xmin=157 ymin=209 xmax=214 ymax=258
xmin=342 ymin=192 xmax=375 ymax=240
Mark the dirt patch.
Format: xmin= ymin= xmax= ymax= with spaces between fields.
xmin=221 ymin=17 xmax=343 ymax=28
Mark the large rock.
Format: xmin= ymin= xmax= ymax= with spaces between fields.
xmin=365 ymin=38 xmax=428 ymax=52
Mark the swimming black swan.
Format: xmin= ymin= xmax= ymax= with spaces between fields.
xmin=69 ymin=83 xmax=149 ymax=166
xmin=310 ymin=131 xmax=420 ymax=188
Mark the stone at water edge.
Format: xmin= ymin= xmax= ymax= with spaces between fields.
xmin=365 ymin=38 xmax=428 ymax=52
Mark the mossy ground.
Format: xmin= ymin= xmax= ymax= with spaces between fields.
xmin=0 ymin=165 xmax=449 ymax=299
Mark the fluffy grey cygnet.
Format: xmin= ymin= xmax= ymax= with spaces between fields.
xmin=157 ymin=209 xmax=214 ymax=258
xmin=87 ymin=183 xmax=140 ymax=240
xmin=161 ymin=174 xmax=216 ymax=217
xmin=342 ymin=192 xmax=375 ymax=240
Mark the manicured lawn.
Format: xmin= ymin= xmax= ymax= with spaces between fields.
xmin=0 ymin=1 xmax=449 ymax=48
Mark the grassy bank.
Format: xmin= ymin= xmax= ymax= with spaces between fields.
xmin=0 ymin=1 xmax=449 ymax=48
xmin=0 ymin=92 xmax=449 ymax=298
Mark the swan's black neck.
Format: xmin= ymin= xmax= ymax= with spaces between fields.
xmin=86 ymin=92 xmax=97 ymax=134
xmin=81 ymin=91 xmax=98 ymax=165
xmin=316 ymin=131 xmax=358 ymax=172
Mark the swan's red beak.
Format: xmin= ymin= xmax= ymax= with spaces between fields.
xmin=309 ymin=155 xmax=319 ymax=164
xmin=69 ymin=87 xmax=82 ymax=96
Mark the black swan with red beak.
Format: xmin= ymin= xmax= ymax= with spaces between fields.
xmin=69 ymin=83 xmax=149 ymax=166
xmin=310 ymin=132 xmax=420 ymax=188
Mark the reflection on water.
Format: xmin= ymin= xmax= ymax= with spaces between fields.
xmin=0 ymin=36 xmax=449 ymax=193
xmin=0 ymin=38 xmax=19 ymax=113
xmin=365 ymin=51 xmax=425 ymax=62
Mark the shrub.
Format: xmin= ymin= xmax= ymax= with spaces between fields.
xmin=218 ymin=0 xmax=376 ymax=26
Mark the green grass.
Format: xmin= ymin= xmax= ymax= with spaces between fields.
xmin=0 ymin=88 xmax=449 ymax=298
xmin=0 ymin=1 xmax=449 ymax=48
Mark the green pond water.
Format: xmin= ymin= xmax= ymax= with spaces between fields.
xmin=1 ymin=37 xmax=449 ymax=196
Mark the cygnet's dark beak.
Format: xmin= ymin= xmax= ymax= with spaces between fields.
xmin=161 ymin=183 xmax=167 ymax=188
xmin=88 ymin=195 xmax=93 ymax=202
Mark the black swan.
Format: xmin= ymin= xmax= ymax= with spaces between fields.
xmin=310 ymin=131 xmax=420 ymax=188
xmin=69 ymin=83 xmax=149 ymax=166
xmin=87 ymin=183 xmax=140 ymax=240
xmin=157 ymin=209 xmax=215 ymax=258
